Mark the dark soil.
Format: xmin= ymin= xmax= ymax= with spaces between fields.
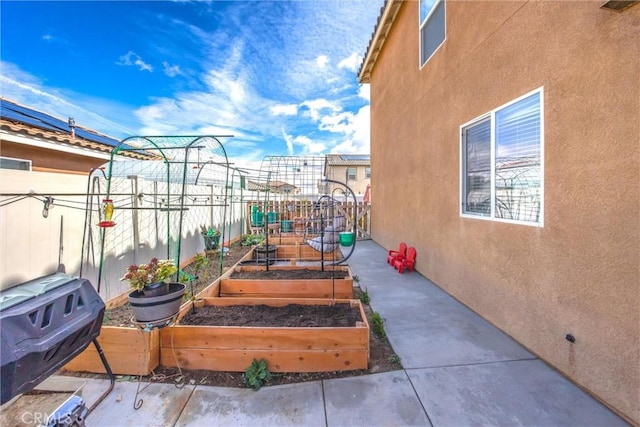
xmin=181 ymin=303 xmax=360 ymax=327
xmin=230 ymin=268 xmax=349 ymax=280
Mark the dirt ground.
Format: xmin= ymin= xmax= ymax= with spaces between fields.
xmin=70 ymin=241 xmax=402 ymax=388
xmin=230 ymin=268 xmax=349 ymax=280
xmin=181 ymin=303 xmax=361 ymax=327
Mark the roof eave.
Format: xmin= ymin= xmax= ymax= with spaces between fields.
xmin=358 ymin=0 xmax=404 ymax=84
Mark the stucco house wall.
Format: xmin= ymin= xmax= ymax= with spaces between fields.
xmin=325 ymin=164 xmax=370 ymax=196
xmin=363 ymin=1 xmax=639 ymax=423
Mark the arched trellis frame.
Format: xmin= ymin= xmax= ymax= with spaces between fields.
xmin=308 ymin=179 xmax=358 ymax=267
xmin=249 ymin=153 xmax=358 ymax=269
xmin=87 ymin=135 xmax=231 ymax=295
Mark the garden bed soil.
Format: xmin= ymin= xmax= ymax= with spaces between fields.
xmin=180 ymin=303 xmax=360 ymax=327
xmin=230 ymin=268 xmax=349 ymax=280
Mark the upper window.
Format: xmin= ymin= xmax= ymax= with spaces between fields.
xmin=419 ymin=0 xmax=446 ymax=66
xmin=365 ymin=167 xmax=371 ymax=179
xmin=346 ymin=167 xmax=357 ymax=181
xmin=0 ymin=156 xmax=31 ymax=171
xmin=461 ymin=88 xmax=544 ymax=225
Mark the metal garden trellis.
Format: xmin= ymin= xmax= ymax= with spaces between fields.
xmin=83 ymin=135 xmax=231 ymax=296
xmin=254 ymin=156 xmax=358 ymax=268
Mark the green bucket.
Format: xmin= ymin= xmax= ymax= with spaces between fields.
xmin=251 ymin=212 xmax=264 ymax=227
xmin=339 ymin=232 xmax=355 ymax=246
xmin=267 ymin=212 xmax=279 ymax=223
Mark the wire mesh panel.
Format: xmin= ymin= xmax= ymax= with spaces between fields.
xmin=81 ymin=136 xmax=230 ymax=298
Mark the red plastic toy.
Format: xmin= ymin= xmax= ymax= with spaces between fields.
xmin=387 ymin=242 xmax=407 ymax=265
xmin=394 ymin=246 xmax=416 ymax=273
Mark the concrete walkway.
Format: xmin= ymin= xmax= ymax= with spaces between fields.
xmin=10 ymin=240 xmax=627 ymax=426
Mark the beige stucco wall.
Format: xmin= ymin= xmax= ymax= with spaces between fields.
xmin=0 ymin=170 xmax=236 ymax=300
xmin=367 ymin=1 xmax=639 ymax=423
xmin=0 ymin=170 xmax=88 ymax=289
xmin=326 ymin=165 xmax=371 ymax=197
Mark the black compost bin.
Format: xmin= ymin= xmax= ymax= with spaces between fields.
xmin=0 ymin=273 xmax=105 ymax=404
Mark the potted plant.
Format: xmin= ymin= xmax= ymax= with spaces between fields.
xmin=200 ymin=225 xmax=221 ymax=251
xmin=123 ymin=257 xmax=186 ymax=323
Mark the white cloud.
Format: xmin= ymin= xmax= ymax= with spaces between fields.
xmin=337 ymin=52 xmax=361 ymax=72
xmin=319 ymin=111 xmax=354 ymax=134
xmin=162 ymin=61 xmax=183 ymax=77
xmin=330 ymin=105 xmax=370 ymax=154
xmin=117 ymin=51 xmax=153 ymax=72
xmin=270 ymin=104 xmax=298 ymax=116
xmin=282 ymin=129 xmax=326 ymax=155
xmin=300 ymin=99 xmax=340 ymax=121
xmin=358 ymin=84 xmax=370 ymax=101
xmin=282 ymin=128 xmax=294 ymax=155
xmin=315 ymin=55 xmax=329 ymax=68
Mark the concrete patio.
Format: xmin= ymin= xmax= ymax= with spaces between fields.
xmin=2 ymin=240 xmax=627 ymax=426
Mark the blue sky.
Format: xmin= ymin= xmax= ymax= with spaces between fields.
xmin=0 ymin=0 xmax=380 ymax=165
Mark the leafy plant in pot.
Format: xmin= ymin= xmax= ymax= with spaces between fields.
xmin=200 ymin=225 xmax=221 ymax=251
xmin=123 ymin=257 xmax=186 ymax=323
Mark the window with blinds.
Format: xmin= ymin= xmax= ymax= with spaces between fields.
xmin=419 ymin=0 xmax=446 ymax=67
xmin=461 ymin=89 xmax=544 ymax=225
xmin=347 ymin=167 xmax=356 ymax=180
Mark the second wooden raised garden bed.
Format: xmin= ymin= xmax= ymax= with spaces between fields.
xmin=219 ymin=265 xmax=353 ymax=299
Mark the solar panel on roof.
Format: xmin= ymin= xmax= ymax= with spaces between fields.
xmin=1 ymin=105 xmax=66 ymax=133
xmin=339 ymin=154 xmax=370 ymax=161
xmin=1 ymin=99 xmax=121 ymax=147
xmin=1 ymin=100 xmax=70 ymax=132
xmin=74 ymin=128 xmax=120 ymax=147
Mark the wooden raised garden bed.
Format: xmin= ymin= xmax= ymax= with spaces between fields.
xmin=219 ymin=265 xmax=353 ymax=299
xmin=250 ymin=244 xmax=342 ymax=261
xmin=266 ymin=235 xmax=307 ymax=245
xmin=64 ymin=291 xmax=160 ymax=376
xmin=159 ymin=297 xmax=369 ymax=373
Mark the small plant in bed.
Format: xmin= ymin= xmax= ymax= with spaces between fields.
xmin=243 ymin=359 xmax=270 ymax=390
xmin=358 ymin=287 xmax=370 ymax=305
xmin=371 ymin=311 xmax=387 ymax=338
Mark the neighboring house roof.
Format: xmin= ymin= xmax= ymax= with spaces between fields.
xmin=324 ymin=154 xmax=370 ymax=178
xmin=325 ymin=154 xmax=371 ymax=166
xmin=0 ymin=98 xmax=151 ymax=160
xmin=246 ymin=179 xmax=297 ymax=193
xmin=358 ymin=0 xmax=403 ymax=83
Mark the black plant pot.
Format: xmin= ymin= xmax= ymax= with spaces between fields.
xmin=142 ymin=281 xmax=169 ymax=297
xmin=128 ymin=283 xmax=186 ymax=323
xmin=254 ymin=244 xmax=277 ymax=261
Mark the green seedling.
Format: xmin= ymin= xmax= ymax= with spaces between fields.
xmin=243 ymin=358 xmax=270 ymax=390
xmin=371 ymin=311 xmax=386 ymax=338
xmin=193 ymin=252 xmax=209 ymax=280
xmin=388 ymin=354 xmax=402 ymax=366
xmin=358 ymin=287 xmax=370 ymax=306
